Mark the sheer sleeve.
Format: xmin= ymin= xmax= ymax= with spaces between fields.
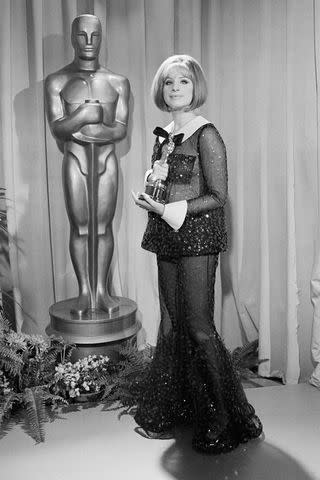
xmin=187 ymin=125 xmax=228 ymax=215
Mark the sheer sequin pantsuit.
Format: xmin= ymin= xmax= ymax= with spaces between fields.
xmin=135 ymin=121 xmax=262 ymax=453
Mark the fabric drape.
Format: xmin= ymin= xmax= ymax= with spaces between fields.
xmin=1 ymin=0 xmax=319 ymax=383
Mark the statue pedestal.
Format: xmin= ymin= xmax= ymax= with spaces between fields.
xmin=47 ymin=296 xmax=138 ymax=361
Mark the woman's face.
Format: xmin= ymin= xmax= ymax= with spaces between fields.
xmin=163 ymin=65 xmax=193 ymax=111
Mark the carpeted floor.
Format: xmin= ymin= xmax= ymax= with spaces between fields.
xmin=0 ymin=383 xmax=319 ymax=480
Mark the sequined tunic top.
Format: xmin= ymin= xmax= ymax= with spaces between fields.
xmin=142 ymin=123 xmax=228 ymax=257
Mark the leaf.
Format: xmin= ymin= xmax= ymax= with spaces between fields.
xmin=0 ymin=343 xmax=24 ymax=376
xmin=23 ymin=388 xmax=46 ymax=443
xmin=231 ymin=339 xmax=259 ymax=369
xmin=40 ymin=390 xmax=68 ymax=407
xmin=0 ymin=310 xmax=11 ymax=333
xmin=0 ymin=392 xmax=18 ymax=427
xmin=29 ymin=350 xmax=59 ymax=386
xmin=96 ymin=376 xmax=111 ymax=388
xmin=100 ymin=384 xmax=115 ymax=400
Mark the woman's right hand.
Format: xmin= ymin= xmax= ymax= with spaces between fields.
xmin=149 ymin=160 xmax=169 ymax=181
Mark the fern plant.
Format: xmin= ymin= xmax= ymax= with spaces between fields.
xmin=231 ymin=338 xmax=267 ymax=379
xmin=99 ymin=340 xmax=154 ymax=414
xmin=0 ymin=308 xmax=72 ymax=442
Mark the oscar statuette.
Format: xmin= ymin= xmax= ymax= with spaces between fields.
xmin=144 ymin=132 xmax=176 ymax=204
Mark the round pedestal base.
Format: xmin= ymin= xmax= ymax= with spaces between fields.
xmin=47 ymin=296 xmax=138 ymax=359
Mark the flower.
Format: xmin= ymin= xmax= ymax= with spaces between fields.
xmin=5 ymin=331 xmax=28 ymax=351
xmin=52 ymin=354 xmax=112 ymax=400
xmin=0 ymin=369 xmax=12 ymax=395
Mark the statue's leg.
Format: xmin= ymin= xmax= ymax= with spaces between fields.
xmin=95 ymin=151 xmax=119 ymax=313
xmin=62 ymin=151 xmax=91 ymax=314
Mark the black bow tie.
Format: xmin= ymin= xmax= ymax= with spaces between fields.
xmin=153 ymin=127 xmax=184 ymax=146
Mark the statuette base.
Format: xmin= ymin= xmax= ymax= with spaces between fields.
xmin=47 ymin=296 xmax=138 ymax=360
xmin=145 ymin=181 xmax=167 ymax=204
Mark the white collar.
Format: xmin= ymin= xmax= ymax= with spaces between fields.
xmin=159 ymin=115 xmax=211 ymax=143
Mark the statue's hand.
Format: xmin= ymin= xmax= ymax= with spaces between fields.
xmin=77 ymin=102 xmax=103 ymax=125
xmin=72 ymin=123 xmax=113 ymax=144
xmin=78 ymin=125 xmax=102 ymax=136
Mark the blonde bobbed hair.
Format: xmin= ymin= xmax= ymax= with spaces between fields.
xmin=151 ymin=54 xmax=207 ymax=112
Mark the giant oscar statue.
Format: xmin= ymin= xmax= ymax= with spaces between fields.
xmin=45 ymin=14 xmax=137 ymax=357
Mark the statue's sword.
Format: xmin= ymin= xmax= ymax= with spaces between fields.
xmin=84 ymin=97 xmax=100 ymax=312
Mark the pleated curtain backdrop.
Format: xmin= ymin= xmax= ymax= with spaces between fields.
xmin=1 ymin=0 xmax=319 ymax=383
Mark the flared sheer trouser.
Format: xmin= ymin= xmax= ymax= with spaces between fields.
xmin=134 ymin=255 xmax=262 ymax=449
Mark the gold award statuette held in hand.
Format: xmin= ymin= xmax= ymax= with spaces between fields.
xmin=144 ymin=133 xmax=175 ymax=204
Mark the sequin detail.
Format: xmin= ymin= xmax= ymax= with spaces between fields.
xmin=142 ymin=124 xmax=228 ymax=256
xmin=133 ymin=255 xmax=263 ymax=454
xmin=166 ymin=154 xmax=196 ymax=184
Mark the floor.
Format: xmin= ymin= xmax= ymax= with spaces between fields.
xmin=0 ymin=383 xmax=319 ymax=480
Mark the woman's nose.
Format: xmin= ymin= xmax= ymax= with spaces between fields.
xmin=172 ymin=83 xmax=179 ymax=91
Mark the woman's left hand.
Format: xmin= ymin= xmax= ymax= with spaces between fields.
xmin=131 ymin=191 xmax=165 ymax=216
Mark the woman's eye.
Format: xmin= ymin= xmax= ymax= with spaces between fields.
xmin=164 ymin=80 xmax=172 ymax=86
xmin=181 ymin=79 xmax=189 ymax=84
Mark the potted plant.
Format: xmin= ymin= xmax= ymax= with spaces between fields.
xmin=52 ymin=354 xmax=114 ymax=403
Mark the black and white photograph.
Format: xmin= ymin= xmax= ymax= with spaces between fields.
xmin=0 ymin=1 xmax=320 ymax=479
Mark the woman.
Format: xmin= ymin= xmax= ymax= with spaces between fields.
xmin=132 ymin=54 xmax=262 ymax=454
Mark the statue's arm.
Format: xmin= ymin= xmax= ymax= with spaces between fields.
xmin=73 ymin=77 xmax=130 ymax=144
xmin=112 ymin=76 xmax=130 ymax=139
xmin=45 ymin=74 xmax=102 ymax=141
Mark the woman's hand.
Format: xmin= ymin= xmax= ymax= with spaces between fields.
xmin=148 ymin=160 xmax=168 ymax=182
xmin=131 ymin=191 xmax=165 ymax=216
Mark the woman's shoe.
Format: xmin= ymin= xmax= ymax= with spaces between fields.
xmin=237 ymin=414 xmax=263 ymax=443
xmin=135 ymin=426 xmax=174 ymax=440
xmin=192 ymin=427 xmax=239 ymax=454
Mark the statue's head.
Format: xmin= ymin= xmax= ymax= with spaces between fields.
xmin=71 ymin=14 xmax=102 ymax=61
